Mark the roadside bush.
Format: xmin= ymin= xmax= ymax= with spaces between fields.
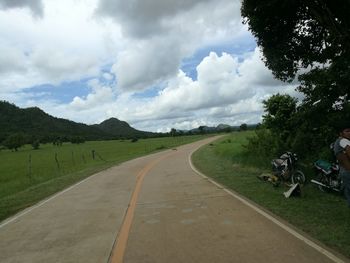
xmin=245 ymin=94 xmax=349 ymax=167
xmin=31 ymin=139 xmax=40 ymax=150
xmin=245 ymin=128 xmax=286 ymax=160
xmin=3 ymin=133 xmax=25 ymax=151
xmin=70 ymin=136 xmax=85 ymax=144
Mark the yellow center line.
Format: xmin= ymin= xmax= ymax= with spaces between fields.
xmin=109 ymin=152 xmax=175 ymax=263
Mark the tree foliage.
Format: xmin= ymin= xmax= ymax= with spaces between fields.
xmin=3 ymin=133 xmax=25 ymax=151
xmin=241 ymin=0 xmax=350 ymax=160
xmin=239 ymin=123 xmax=248 ymax=131
xmin=256 ymin=94 xmax=339 ymax=159
xmin=242 ymin=0 xmax=350 ymax=81
xmin=31 ymin=139 xmax=40 ymax=150
xmin=262 ymin=94 xmax=297 ymax=140
xmin=70 ymin=136 xmax=85 ymax=144
xmin=241 ymin=0 xmax=350 ymax=115
xmin=170 ymin=128 xmax=177 ymax=137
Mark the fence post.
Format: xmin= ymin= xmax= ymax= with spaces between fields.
xmin=92 ymin=150 xmax=95 ymax=160
xmin=55 ymin=152 xmax=60 ymax=170
xmin=28 ymin=154 xmax=32 ymax=180
xmin=96 ymin=151 xmax=106 ymax=161
xmin=71 ymin=151 xmax=75 ymax=165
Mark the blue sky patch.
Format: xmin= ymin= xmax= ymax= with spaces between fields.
xmin=23 ymin=65 xmax=117 ymax=104
xmin=23 ymin=78 xmax=94 ymax=103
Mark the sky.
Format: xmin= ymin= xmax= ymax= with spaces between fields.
xmin=0 ymin=0 xmax=300 ymax=132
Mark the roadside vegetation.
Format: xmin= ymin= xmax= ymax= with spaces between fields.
xmin=240 ymin=1 xmax=350 ymax=163
xmin=192 ymin=132 xmax=350 ymax=258
xmin=0 ymin=135 xmax=208 ymax=222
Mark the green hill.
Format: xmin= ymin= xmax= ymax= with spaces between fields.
xmin=97 ymin=118 xmax=156 ymax=138
xmin=0 ymin=101 xmax=154 ymax=142
xmin=93 ymin=118 xmax=154 ymax=138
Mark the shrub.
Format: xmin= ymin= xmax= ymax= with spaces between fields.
xmin=245 ymin=128 xmax=287 ymax=161
xmin=70 ymin=136 xmax=85 ymax=144
xmin=32 ymin=140 xmax=40 ymax=150
xmin=131 ymin=138 xmax=138 ymax=143
xmin=3 ymin=133 xmax=25 ymax=151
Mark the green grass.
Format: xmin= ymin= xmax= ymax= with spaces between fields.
xmin=192 ymin=132 xmax=350 ymax=258
xmin=0 ymin=135 xmax=208 ymax=222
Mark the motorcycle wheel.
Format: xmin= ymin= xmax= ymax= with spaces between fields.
xmin=316 ymin=173 xmax=329 ymax=192
xmin=291 ymin=170 xmax=306 ymax=185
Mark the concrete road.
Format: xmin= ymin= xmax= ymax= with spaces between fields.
xmin=0 ymin=136 xmax=348 ymax=263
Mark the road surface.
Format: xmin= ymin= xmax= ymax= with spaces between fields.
xmin=0 ymin=136 xmax=348 ymax=263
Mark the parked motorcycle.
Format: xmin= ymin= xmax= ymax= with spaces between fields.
xmin=311 ymin=159 xmax=342 ymax=192
xmin=271 ymin=152 xmax=306 ymax=186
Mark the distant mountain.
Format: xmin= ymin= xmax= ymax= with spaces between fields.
xmin=0 ymin=101 xmax=154 ymax=142
xmin=93 ymin=118 xmax=154 ymax=138
xmin=187 ymin=123 xmax=258 ymax=134
xmin=216 ymin=124 xmax=231 ymax=130
xmin=189 ymin=124 xmax=236 ymax=133
xmin=189 ymin=126 xmax=217 ymax=133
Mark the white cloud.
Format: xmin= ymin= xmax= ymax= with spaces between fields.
xmin=96 ymin=0 xmax=212 ymax=38
xmin=102 ymin=72 xmax=114 ymax=81
xmin=104 ymin=0 xmax=246 ymax=91
xmin=31 ymin=48 xmax=100 ymax=84
xmin=0 ymin=0 xmax=248 ymax=95
xmin=123 ymin=49 xmax=298 ymax=130
xmin=143 ymin=49 xmax=286 ymax=118
xmin=0 ymin=0 xmax=43 ymax=17
xmin=0 ymin=0 xmax=302 ymax=133
xmin=0 ymin=44 xmax=27 ymax=74
xmin=112 ymin=38 xmax=183 ymax=91
xmin=37 ymin=49 xmax=295 ymax=131
xmin=70 ymin=79 xmax=115 ymax=111
xmin=0 ymin=0 xmax=122 ymax=92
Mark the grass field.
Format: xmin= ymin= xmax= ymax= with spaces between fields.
xmin=192 ymin=131 xmax=350 ymax=258
xmin=0 ymin=135 xmax=208 ymax=222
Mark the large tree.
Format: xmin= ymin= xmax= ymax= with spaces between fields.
xmin=241 ymin=1 xmax=350 ymax=158
xmin=241 ymin=0 xmax=350 ymax=108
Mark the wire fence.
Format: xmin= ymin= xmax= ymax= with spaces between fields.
xmin=26 ymin=149 xmax=107 ymax=179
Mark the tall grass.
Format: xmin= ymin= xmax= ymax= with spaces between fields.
xmin=0 ymin=135 xmax=207 ymax=221
xmin=192 ymin=132 xmax=350 ymax=258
